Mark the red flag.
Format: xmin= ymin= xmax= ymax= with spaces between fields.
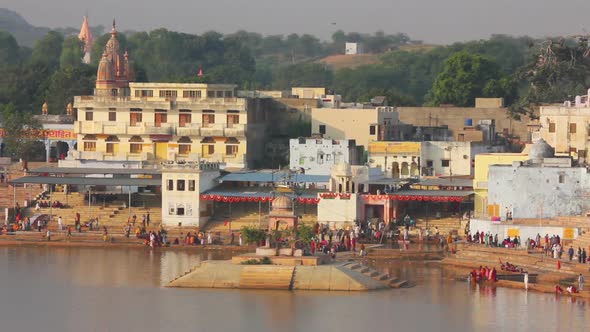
xmin=224 ymin=220 xmax=229 ymax=226
xmin=197 ymin=68 xmax=203 ymax=76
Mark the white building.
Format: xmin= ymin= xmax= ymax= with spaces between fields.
xmin=161 ymin=161 xmax=221 ymax=228
xmin=289 ymin=138 xmax=361 ymax=175
xmin=345 ymin=42 xmax=363 ymax=55
xmin=368 ymin=141 xmax=506 ymax=179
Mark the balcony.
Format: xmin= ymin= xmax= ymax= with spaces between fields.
xmin=200 ymin=124 xmax=224 ymax=137
xmin=177 ymin=124 xmax=201 ymax=137
xmin=143 ymin=123 xmax=175 ymax=135
xmin=224 ymin=124 xmax=246 ymax=137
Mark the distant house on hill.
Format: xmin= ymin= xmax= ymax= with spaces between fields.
xmin=345 ymin=42 xmax=363 ymax=55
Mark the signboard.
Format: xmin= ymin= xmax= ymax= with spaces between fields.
xmin=368 ymin=141 xmax=421 ymax=155
xmin=507 ymin=228 xmax=520 ymax=237
xmin=563 ymin=228 xmax=575 ymax=240
xmin=0 ymin=128 xmax=76 ymax=140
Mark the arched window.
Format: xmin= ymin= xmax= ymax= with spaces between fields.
xmin=129 ymin=136 xmax=143 ymax=154
xmin=178 ymin=136 xmax=192 ymax=155
xmin=82 ymin=134 xmax=96 ymax=152
xmin=105 ymin=136 xmax=119 ymax=155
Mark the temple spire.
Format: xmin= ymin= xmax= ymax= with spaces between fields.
xmin=78 ymin=15 xmax=93 ymax=64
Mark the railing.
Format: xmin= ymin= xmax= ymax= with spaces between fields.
xmin=224 ymin=124 xmax=246 ymax=137
xmin=75 ymin=121 xmax=244 ymax=137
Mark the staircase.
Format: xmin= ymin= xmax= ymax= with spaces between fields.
xmin=415 ymin=217 xmax=462 ymax=236
xmin=25 ymin=192 xmax=162 ymax=233
xmin=340 ymin=261 xmax=408 ymax=288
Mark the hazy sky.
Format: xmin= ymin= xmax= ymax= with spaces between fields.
xmin=5 ymin=0 xmax=590 ymax=44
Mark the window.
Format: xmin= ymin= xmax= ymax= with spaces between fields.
xmin=177 ymin=207 xmax=185 ymax=216
xmin=225 ymin=91 xmax=233 ymax=97
xmin=549 ymin=122 xmax=556 ymax=133
xmin=559 ymin=174 xmax=565 ymax=183
xmin=216 ymin=91 xmax=224 ymax=98
xmin=226 ymin=145 xmax=238 ymax=156
xmin=319 ymin=125 xmax=326 ymax=135
xmin=83 ymin=141 xmax=96 ymax=151
xmin=135 ymin=90 xmax=153 ymax=97
xmin=441 ymin=159 xmax=450 ymax=167
xmin=130 ymin=143 xmax=142 ymax=154
xmin=130 ymin=109 xmax=142 ymax=126
xmin=159 ymin=90 xmax=177 ymax=98
xmin=85 ymin=111 xmax=93 ymax=121
xmin=227 ymin=114 xmax=239 ymax=127
xmin=326 ymin=154 xmax=331 ymax=161
xmin=183 ymin=90 xmax=201 ymax=98
xmin=317 ymin=153 xmax=324 ymax=164
xmin=202 ymin=114 xmax=215 ymax=127
xmin=177 ymin=180 xmax=185 ymax=191
xmin=155 ymin=111 xmax=167 ymax=127
xmin=179 ymin=144 xmax=191 ymax=155
xmin=570 ymin=123 xmax=577 ymax=134
xmin=579 ymin=150 xmax=587 ymax=158
xmin=203 ymin=144 xmax=214 ymax=156
xmin=370 ymin=125 xmax=376 ymax=135
xmin=207 ymin=91 xmax=215 ymax=98
xmin=106 ymin=143 xmax=116 ymax=154
xmin=179 ymin=113 xmax=191 ymax=127
xmin=108 ymin=111 xmax=116 ymax=121
xmin=426 ymin=160 xmax=433 ymax=167
xmin=167 ymin=180 xmax=173 ymax=191
xmin=188 ymin=180 xmax=195 ymax=191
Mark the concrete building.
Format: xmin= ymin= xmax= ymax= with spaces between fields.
xmin=368 ymin=141 xmax=506 ymax=179
xmin=472 ymin=152 xmax=529 ymax=218
xmin=539 ymin=94 xmax=590 ymax=163
xmin=291 ymin=87 xmax=327 ymax=99
xmin=161 ymin=161 xmax=220 ymax=227
xmin=487 ymin=139 xmax=590 ymax=219
xmin=68 ymin=23 xmax=267 ymax=169
xmin=289 ymin=138 xmax=361 ymax=175
xmin=395 ymin=104 xmax=532 ymax=143
xmin=311 ymin=107 xmax=400 ymax=149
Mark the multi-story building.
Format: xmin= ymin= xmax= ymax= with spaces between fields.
xmin=289 ymin=137 xmax=361 ymax=175
xmin=538 ymin=92 xmax=590 ymax=163
xmin=68 ymin=22 xmax=265 ymax=169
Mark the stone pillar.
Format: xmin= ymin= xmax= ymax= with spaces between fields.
xmin=44 ymin=139 xmax=51 ymax=163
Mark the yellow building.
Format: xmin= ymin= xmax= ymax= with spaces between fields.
xmin=69 ymin=22 xmax=257 ymax=169
xmin=311 ymin=107 xmax=399 ymax=149
xmin=539 ymin=104 xmax=590 ymax=162
xmin=473 ymin=153 xmax=529 ymax=218
xmin=291 ymin=87 xmax=327 ymax=99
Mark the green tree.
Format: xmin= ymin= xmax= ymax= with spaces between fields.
xmin=429 ymin=52 xmax=501 ymax=106
xmin=30 ymin=31 xmax=63 ymax=70
xmin=240 ymin=226 xmax=266 ymax=245
xmin=296 ymin=224 xmax=314 ymax=245
xmin=1 ymin=103 xmax=42 ymax=162
xmin=0 ymin=30 xmax=20 ymax=65
xmin=44 ymin=65 xmax=95 ymax=114
xmin=60 ymin=36 xmax=84 ymax=68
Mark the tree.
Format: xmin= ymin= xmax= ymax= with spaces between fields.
xmin=1 ymin=103 xmax=42 ymax=162
xmin=296 ymin=224 xmax=314 ymax=245
xmin=429 ymin=52 xmax=501 ymax=106
xmin=44 ymin=65 xmax=95 ymax=115
xmin=60 ymin=36 xmax=84 ymax=68
xmin=240 ymin=226 xmax=266 ymax=245
xmin=30 ymin=31 xmax=63 ymax=70
xmin=512 ymin=38 xmax=590 ymax=118
xmin=0 ymin=30 xmax=20 ymax=65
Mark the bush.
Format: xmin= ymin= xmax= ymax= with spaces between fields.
xmin=240 ymin=226 xmax=266 ymax=245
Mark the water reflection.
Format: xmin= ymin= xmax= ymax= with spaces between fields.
xmin=0 ymin=247 xmax=589 ymax=332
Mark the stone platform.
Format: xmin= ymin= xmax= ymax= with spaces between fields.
xmin=231 ymin=253 xmax=329 ymax=266
xmin=167 ymin=260 xmax=407 ymax=291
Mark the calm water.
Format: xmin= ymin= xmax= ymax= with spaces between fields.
xmin=0 ymin=247 xmax=588 ymax=332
